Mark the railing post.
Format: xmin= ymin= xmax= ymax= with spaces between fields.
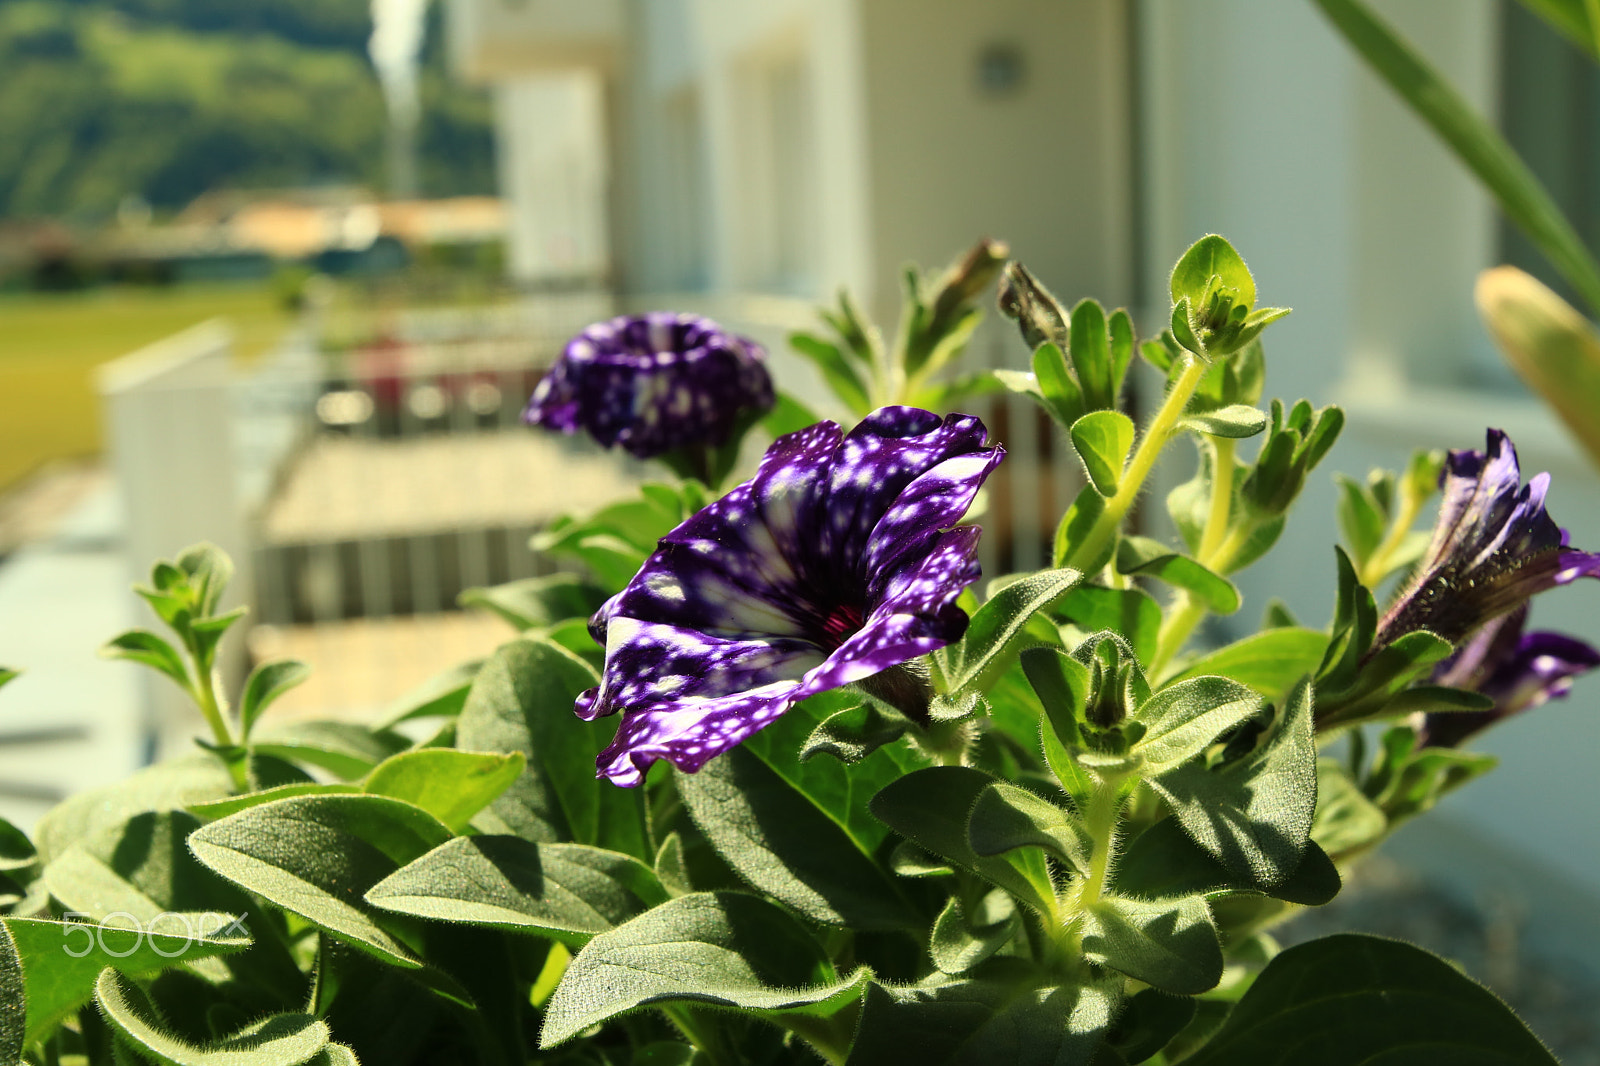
xmin=98 ymin=319 xmax=252 ymax=756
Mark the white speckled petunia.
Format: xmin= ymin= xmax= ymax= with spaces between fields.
xmin=577 ymin=406 xmax=1005 ymax=786
xmin=523 ymin=312 xmax=774 ymax=458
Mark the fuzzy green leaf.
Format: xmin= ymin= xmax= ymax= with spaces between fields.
xmin=363 ymin=749 xmax=525 ymax=833
xmin=540 ymin=891 xmax=869 ymax=1049
xmin=456 ymin=637 xmax=650 ymax=859
xmin=1182 ymin=934 xmax=1559 ymax=1064
xmin=1070 ymin=410 xmax=1135 ymax=496
xmin=1082 ymin=894 xmax=1223 ymax=995
xmin=1116 ymin=537 xmax=1240 ymax=615
xmin=96 ymin=968 xmax=329 ymax=1066
xmin=1133 ymin=676 xmax=1265 ymax=776
xmin=936 ymin=568 xmax=1082 ymax=693
xmin=4 ymin=916 xmax=249 ymax=1047
xmin=1147 ymin=678 xmax=1315 ymax=888
xmin=367 ymin=836 xmax=666 ymax=947
xmin=187 ymin=794 xmax=452 ymax=977
xmin=238 ymin=660 xmax=310 ymax=740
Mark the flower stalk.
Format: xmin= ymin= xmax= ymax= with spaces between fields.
xmin=1062 ymin=353 xmax=1208 ymax=573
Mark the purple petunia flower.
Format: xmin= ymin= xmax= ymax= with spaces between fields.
xmin=1374 ymin=428 xmax=1600 ymax=648
xmin=575 ymin=407 xmax=1005 ymax=786
xmin=1416 ymin=605 xmax=1600 ymax=747
xmin=524 ymin=312 xmax=775 ymax=459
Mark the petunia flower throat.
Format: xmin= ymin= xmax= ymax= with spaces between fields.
xmin=575 ymin=407 xmax=1005 ymax=786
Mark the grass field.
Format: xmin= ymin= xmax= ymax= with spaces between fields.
xmin=0 ymin=284 xmax=293 ymax=492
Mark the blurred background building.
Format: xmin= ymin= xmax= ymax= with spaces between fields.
xmin=3 ymin=0 xmax=1600 ymax=1029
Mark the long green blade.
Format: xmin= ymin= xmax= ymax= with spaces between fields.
xmin=1314 ymin=0 xmax=1600 ymax=316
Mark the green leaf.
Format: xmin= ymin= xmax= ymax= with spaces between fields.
xmin=96 ymin=968 xmax=329 ymax=1066
xmin=1052 ymin=585 xmax=1162 ymax=664
xmin=1166 ymin=628 xmax=1330 ymax=700
xmin=1020 ymin=645 xmax=1092 ymax=751
xmin=1115 ymin=817 xmax=1340 ymax=907
xmin=929 ymin=890 xmax=1018 ymax=975
xmin=1132 ymin=676 xmax=1264 ymax=775
xmin=175 ymin=543 xmax=235 ymax=617
xmin=0 ymin=666 xmax=17 ymax=693
xmin=936 ymin=568 xmax=1083 ymax=692
xmin=674 ymin=744 xmax=914 ymax=930
xmin=1109 ymin=988 xmax=1198 ymax=1064
xmin=35 ymin=755 xmax=235 ymax=866
xmin=1054 ymin=484 xmax=1109 ymax=573
xmin=790 ymin=332 xmax=873 ymax=415
xmin=1179 ymin=404 xmax=1268 ymax=439
xmin=238 ymin=660 xmax=310 ymax=740
xmin=101 ymin=630 xmax=192 ymax=693
xmin=458 ymin=573 xmax=610 ymax=632
xmin=1183 ymin=933 xmax=1559 ymax=1064
xmin=1147 ymin=678 xmax=1315 ymax=888
xmin=41 ymin=811 xmax=253 ymax=930
xmin=539 ymin=891 xmax=869 ymax=1050
xmin=1116 ymin=536 xmax=1240 ymax=614
xmin=0 ymin=817 xmax=35 ymax=874
xmin=363 ymin=749 xmax=525 ymax=833
xmin=187 ymin=784 xmax=362 ymax=822
xmin=376 ymin=660 xmax=483 ymax=729
xmin=249 ymin=721 xmax=409 ymax=780
xmin=967 ymin=781 xmax=1092 ymax=876
xmin=1069 ymin=299 xmax=1113 ymax=410
xmin=870 ymin=766 xmax=1059 ymax=920
xmin=1070 ymin=411 xmax=1135 ymax=496
xmin=1082 ymin=894 xmax=1222 ymax=995
xmin=187 ymin=795 xmax=452 ymax=975
xmin=1314 ymin=0 xmax=1600 ymax=316
xmin=846 ymin=977 xmax=1117 ymax=1066
xmin=1171 ymin=235 xmax=1256 ymax=311
xmin=799 ymin=699 xmax=913 ymax=764
xmin=4 ymin=916 xmax=249 ymax=1047
xmin=456 ymin=637 xmax=649 ymax=859
xmin=1336 ymin=475 xmax=1387 ymax=567
xmin=367 ymin=836 xmax=667 ymax=947
xmin=1311 ymin=759 xmax=1388 ymax=857
xmin=0 ymin=920 xmax=21 ymax=1066
xmin=1032 ymin=342 xmax=1087 ymax=429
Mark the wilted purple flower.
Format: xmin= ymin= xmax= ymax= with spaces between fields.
xmin=524 ymin=312 xmax=775 ymax=458
xmin=1416 ymin=606 xmax=1600 ymax=747
xmin=575 ymin=407 xmax=1004 ymax=786
xmin=1374 ymin=429 xmax=1600 ymax=648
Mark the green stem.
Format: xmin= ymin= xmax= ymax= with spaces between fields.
xmin=1151 ymin=437 xmax=1237 ymax=676
xmin=1197 ymin=439 xmax=1236 ymax=561
xmin=1063 ymin=355 xmax=1208 ymax=573
xmin=186 ymin=640 xmax=245 ymax=790
xmin=1061 ymin=771 xmax=1129 ymax=960
xmin=1357 ymin=489 xmax=1424 ymax=589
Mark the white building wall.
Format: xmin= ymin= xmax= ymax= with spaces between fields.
xmin=493 ymin=72 xmax=611 ymax=284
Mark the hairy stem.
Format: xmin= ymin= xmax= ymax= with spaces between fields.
xmin=1151 ymin=437 xmax=1239 ymax=676
xmin=1063 ymin=355 xmax=1208 ymax=573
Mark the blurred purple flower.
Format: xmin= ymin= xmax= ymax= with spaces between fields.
xmin=1374 ymin=428 xmax=1600 ymax=648
xmin=576 ymin=407 xmax=1004 ymax=786
xmin=524 ymin=312 xmax=774 ymax=458
xmin=1417 ymin=606 xmax=1600 ymax=747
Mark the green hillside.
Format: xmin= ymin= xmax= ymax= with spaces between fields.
xmin=0 ymin=0 xmax=495 ymax=220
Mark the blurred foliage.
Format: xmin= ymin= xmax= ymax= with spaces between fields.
xmin=0 ymin=0 xmax=495 ymax=219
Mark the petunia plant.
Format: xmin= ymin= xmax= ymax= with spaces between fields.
xmin=1 ymin=235 xmax=1591 ymax=1065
